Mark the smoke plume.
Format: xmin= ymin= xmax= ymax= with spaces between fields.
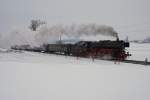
xmin=65 ymin=24 xmax=118 ymax=37
xmin=0 ymin=24 xmax=118 ymax=48
xmin=35 ymin=24 xmax=118 ymax=44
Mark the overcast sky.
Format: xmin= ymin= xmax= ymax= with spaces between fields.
xmin=0 ymin=0 xmax=150 ymax=40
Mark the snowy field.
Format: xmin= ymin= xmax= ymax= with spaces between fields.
xmin=0 ymin=43 xmax=150 ymax=100
xmin=128 ymin=43 xmax=150 ymax=61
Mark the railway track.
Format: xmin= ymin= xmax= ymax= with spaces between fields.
xmin=42 ymin=51 xmax=150 ymax=66
xmin=12 ymin=49 xmax=150 ymax=66
xmin=122 ymin=60 xmax=150 ymax=66
xmin=96 ymin=59 xmax=150 ymax=66
xmin=51 ymin=52 xmax=150 ymax=66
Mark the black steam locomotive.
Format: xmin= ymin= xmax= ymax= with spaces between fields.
xmin=11 ymin=39 xmax=130 ymax=60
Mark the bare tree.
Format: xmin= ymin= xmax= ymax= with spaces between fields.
xmin=29 ymin=20 xmax=46 ymax=31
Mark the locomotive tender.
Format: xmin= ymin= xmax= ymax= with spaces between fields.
xmin=11 ymin=39 xmax=130 ymax=60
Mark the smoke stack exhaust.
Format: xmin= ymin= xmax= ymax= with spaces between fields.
xmin=34 ymin=24 xmax=119 ymax=44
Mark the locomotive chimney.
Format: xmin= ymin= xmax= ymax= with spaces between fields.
xmin=116 ymin=35 xmax=119 ymax=41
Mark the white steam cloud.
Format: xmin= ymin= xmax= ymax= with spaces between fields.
xmin=0 ymin=24 xmax=118 ymax=48
xmin=35 ymin=24 xmax=118 ymax=44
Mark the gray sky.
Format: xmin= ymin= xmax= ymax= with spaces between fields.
xmin=0 ymin=0 xmax=150 ymax=40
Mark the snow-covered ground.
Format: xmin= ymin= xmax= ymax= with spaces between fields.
xmin=0 ymin=43 xmax=150 ymax=100
xmin=128 ymin=43 xmax=150 ymax=61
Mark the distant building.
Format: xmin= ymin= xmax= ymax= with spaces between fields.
xmin=143 ymin=37 xmax=150 ymax=43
